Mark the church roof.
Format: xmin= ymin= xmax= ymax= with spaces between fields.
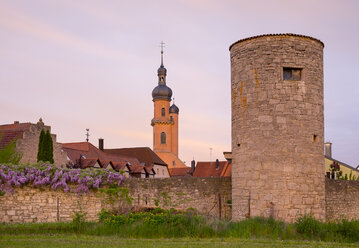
xmin=152 ymin=84 xmax=172 ymax=101
xmin=169 ymin=104 xmax=179 ymax=114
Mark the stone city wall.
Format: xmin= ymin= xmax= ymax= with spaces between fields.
xmin=0 ymin=177 xmax=231 ymax=223
xmin=325 ymin=178 xmax=359 ymax=221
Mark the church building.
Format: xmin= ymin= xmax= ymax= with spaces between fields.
xmin=151 ymin=48 xmax=186 ymax=169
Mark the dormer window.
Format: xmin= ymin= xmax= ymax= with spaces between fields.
xmin=283 ymin=67 xmax=302 ymax=81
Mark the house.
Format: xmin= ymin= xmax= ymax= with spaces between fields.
xmin=0 ymin=119 xmax=67 ymax=166
xmin=324 ymin=142 xmax=359 ymax=179
xmin=102 ymin=143 xmax=170 ymax=178
xmin=62 ymin=142 xmax=153 ymax=178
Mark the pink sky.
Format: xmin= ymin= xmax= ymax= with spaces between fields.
xmin=1 ymin=0 xmax=359 ymax=167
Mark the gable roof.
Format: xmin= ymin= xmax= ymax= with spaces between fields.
xmin=62 ymin=142 xmax=141 ymax=168
xmin=104 ymin=147 xmax=167 ymax=166
xmin=0 ymin=123 xmax=31 ymax=149
xmin=193 ymin=161 xmax=229 ymax=178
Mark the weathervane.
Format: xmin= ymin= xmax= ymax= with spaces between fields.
xmin=86 ymin=128 xmax=90 ymax=142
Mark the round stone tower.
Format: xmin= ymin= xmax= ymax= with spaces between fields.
xmin=230 ymin=34 xmax=325 ymax=222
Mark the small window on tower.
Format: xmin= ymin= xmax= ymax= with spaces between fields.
xmin=283 ymin=67 xmax=302 ymax=81
xmin=161 ymin=108 xmax=165 ymax=117
xmin=161 ymin=132 xmax=166 ymax=144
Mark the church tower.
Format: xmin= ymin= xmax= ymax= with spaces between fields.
xmin=151 ymin=45 xmax=186 ymax=168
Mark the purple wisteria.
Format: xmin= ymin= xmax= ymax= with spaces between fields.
xmin=0 ymin=164 xmax=124 ymax=195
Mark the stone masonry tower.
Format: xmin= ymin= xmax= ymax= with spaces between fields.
xmin=230 ymin=34 xmax=325 ymax=222
xmin=151 ymin=46 xmax=186 ymax=168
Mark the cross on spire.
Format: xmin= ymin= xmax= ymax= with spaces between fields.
xmin=85 ymin=128 xmax=90 ymax=142
xmin=160 ymin=41 xmax=165 ymax=66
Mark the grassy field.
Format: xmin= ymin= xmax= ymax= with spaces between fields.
xmin=0 ymin=235 xmax=358 ymax=248
xmin=1 ymin=209 xmax=359 ymax=247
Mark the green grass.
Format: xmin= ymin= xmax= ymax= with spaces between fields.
xmin=0 ymin=235 xmax=358 ymax=248
xmin=0 ymin=209 xmax=359 ymax=245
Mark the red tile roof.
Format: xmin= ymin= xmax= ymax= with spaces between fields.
xmin=62 ymin=142 xmax=139 ymax=165
xmin=169 ymin=167 xmax=192 ymax=177
xmin=193 ymin=161 xmax=229 ymax=178
xmin=220 ymin=161 xmax=232 ymax=177
xmin=62 ymin=142 xmax=148 ymax=174
xmin=0 ymin=123 xmax=31 ymax=149
xmin=104 ymin=147 xmax=167 ymax=166
xmin=81 ymin=158 xmax=99 ymax=168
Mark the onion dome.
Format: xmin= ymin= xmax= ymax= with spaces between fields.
xmin=152 ymin=84 xmax=172 ymax=101
xmin=157 ymin=64 xmax=167 ymax=76
xmin=169 ymin=104 xmax=179 ymax=114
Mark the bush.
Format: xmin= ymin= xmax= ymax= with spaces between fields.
xmin=295 ymin=214 xmax=322 ymax=239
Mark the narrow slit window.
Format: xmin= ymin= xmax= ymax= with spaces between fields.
xmin=283 ymin=67 xmax=302 ymax=81
xmin=161 ymin=132 xmax=166 ymax=144
xmin=161 ymin=108 xmax=165 ymax=117
xmin=313 ymin=134 xmax=318 ymax=143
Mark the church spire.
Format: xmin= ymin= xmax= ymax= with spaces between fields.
xmin=157 ymin=41 xmax=167 ymax=85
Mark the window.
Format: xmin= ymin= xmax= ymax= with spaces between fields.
xmin=161 ymin=132 xmax=166 ymax=144
xmin=172 ymin=161 xmax=176 ymax=166
xmin=283 ymin=67 xmax=302 ymax=81
xmin=161 ymin=108 xmax=165 ymax=117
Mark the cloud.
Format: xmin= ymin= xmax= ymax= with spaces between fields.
xmin=0 ymin=1 xmax=142 ymax=63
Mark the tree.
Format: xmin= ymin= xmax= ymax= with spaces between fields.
xmin=45 ymin=130 xmax=54 ymax=164
xmin=37 ymin=129 xmax=45 ymax=162
xmin=0 ymin=135 xmax=22 ymax=164
xmin=37 ymin=129 xmax=54 ymax=164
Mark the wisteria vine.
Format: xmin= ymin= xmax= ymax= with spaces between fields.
xmin=0 ymin=164 xmax=124 ymax=195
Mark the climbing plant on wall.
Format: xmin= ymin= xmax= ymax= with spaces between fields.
xmin=0 ymin=135 xmax=22 ymax=164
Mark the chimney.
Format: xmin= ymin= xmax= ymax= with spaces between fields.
xmin=99 ymin=138 xmax=104 ymax=151
xmin=216 ymin=159 xmax=219 ymax=170
xmin=14 ymin=121 xmax=19 ymax=124
xmin=324 ymin=142 xmax=332 ymax=158
xmin=191 ymin=160 xmax=196 ymax=175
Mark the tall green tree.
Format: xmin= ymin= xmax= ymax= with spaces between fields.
xmin=37 ymin=129 xmax=54 ymax=164
xmin=45 ymin=130 xmax=54 ymax=164
xmin=37 ymin=129 xmax=45 ymax=162
xmin=0 ymin=134 xmax=22 ymax=164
